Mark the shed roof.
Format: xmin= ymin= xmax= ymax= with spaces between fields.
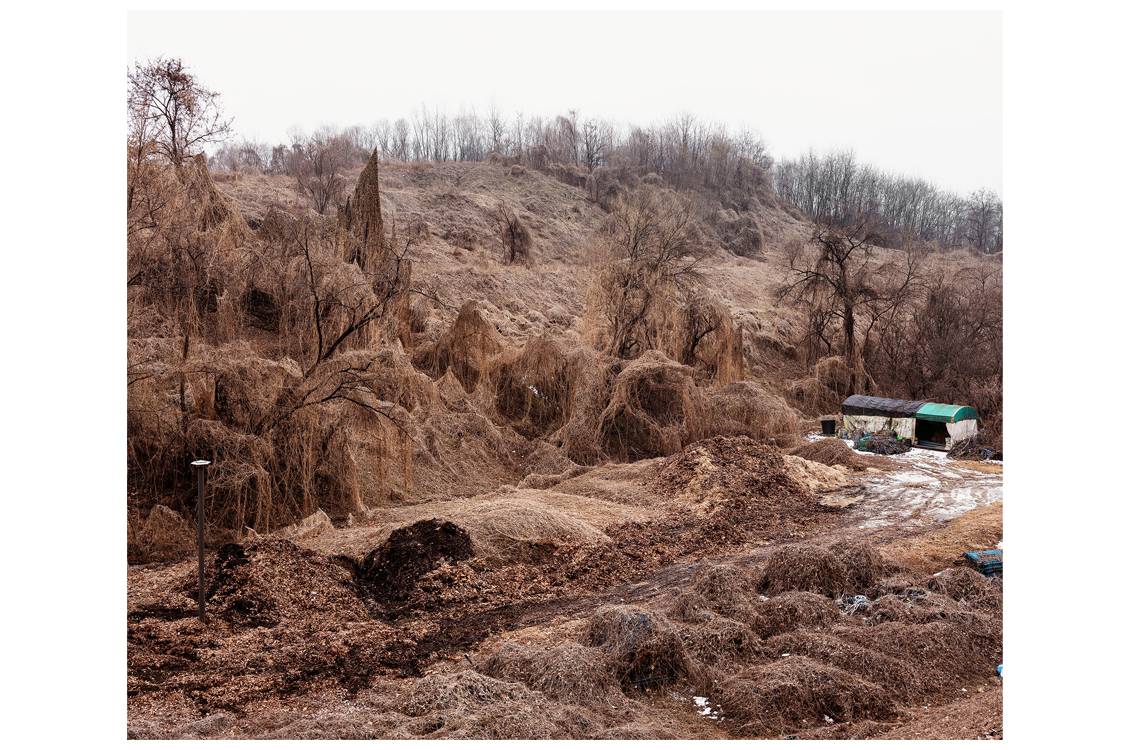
xmin=842 ymin=395 xmax=926 ymax=418
xmin=915 ymin=403 xmax=979 ymax=423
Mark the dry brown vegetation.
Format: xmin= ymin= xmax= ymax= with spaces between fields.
xmin=127 ymin=85 xmax=1003 ymax=738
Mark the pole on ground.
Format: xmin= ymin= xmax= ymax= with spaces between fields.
xmin=191 ymin=459 xmax=211 ymax=622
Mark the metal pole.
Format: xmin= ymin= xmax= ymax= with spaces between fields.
xmin=191 ymin=460 xmax=211 ymax=622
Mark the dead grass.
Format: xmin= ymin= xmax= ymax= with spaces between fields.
xmin=411 ymin=300 xmax=507 ymax=392
xmin=826 ymin=539 xmax=885 ymax=591
xmin=690 ymin=560 xmax=756 ymax=616
xmin=715 ymin=656 xmax=900 ymax=737
xmin=876 ymin=502 xmax=1002 ymax=576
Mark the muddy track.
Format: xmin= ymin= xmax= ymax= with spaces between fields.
xmin=399 ymin=516 xmax=938 ymax=663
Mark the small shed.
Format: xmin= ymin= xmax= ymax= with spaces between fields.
xmin=841 ymin=395 xmax=978 ymax=450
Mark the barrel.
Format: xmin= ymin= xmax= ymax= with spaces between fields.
xmin=821 ymin=418 xmax=836 ymax=435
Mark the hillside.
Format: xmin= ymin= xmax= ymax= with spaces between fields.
xmin=126 ymin=149 xmax=1004 ymax=740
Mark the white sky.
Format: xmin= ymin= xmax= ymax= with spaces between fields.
xmin=126 ymin=10 xmax=1003 ymax=196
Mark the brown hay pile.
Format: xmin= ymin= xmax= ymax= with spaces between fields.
xmin=764 ymin=631 xmax=922 ymax=704
xmin=429 ymin=496 xmax=609 ymax=564
xmin=827 ymin=540 xmax=885 ymax=591
xmin=780 ymin=454 xmax=854 ymax=492
xmin=677 ymin=615 xmax=762 ymax=668
xmin=597 ymin=351 xmax=707 ymax=461
xmin=412 ymin=300 xmax=507 ymax=392
xmin=653 ymin=435 xmax=814 ymax=508
xmin=790 ymin=437 xmax=866 ymax=469
xmin=664 ymin=587 xmax=714 ymax=624
xmin=931 ymin=567 xmax=1003 ymax=614
xmin=479 ymin=641 xmax=624 ymax=706
xmin=833 ymin=617 xmax=1002 ymax=695
xmin=759 ymin=544 xmax=848 ymax=598
xmin=749 ymin=591 xmax=842 ymax=639
xmin=715 ymin=656 xmax=899 ymax=737
xmin=584 ymin=605 xmax=695 ymax=690
xmin=690 ymin=560 xmax=756 ymax=616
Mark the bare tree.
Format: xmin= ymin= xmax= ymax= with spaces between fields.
xmin=589 ymin=188 xmax=710 ymax=358
xmin=127 ymin=56 xmax=233 ymax=169
xmin=490 ymin=203 xmax=532 ymax=265
xmin=292 ymin=131 xmax=353 ymax=214
xmin=777 ymin=220 xmax=907 ymax=394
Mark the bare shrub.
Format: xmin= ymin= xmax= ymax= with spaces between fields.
xmin=676 ymin=289 xmax=744 ymax=384
xmin=597 ymin=352 xmax=707 ymax=461
xmin=484 ymin=335 xmax=572 ymax=440
xmin=489 ymin=202 xmax=532 ymax=265
xmin=584 ymin=187 xmax=710 ymax=360
xmin=130 ymin=504 xmax=194 ymax=563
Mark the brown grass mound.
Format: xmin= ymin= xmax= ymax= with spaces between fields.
xmin=584 ymin=605 xmax=695 ymax=690
xmin=598 ymin=351 xmax=707 ymax=461
xmin=707 ymin=380 xmax=802 ymax=446
xmin=479 ymin=641 xmax=624 ymax=706
xmin=833 ymin=617 xmax=1002 ymax=696
xmin=930 ymin=566 xmax=1003 ymax=614
xmin=653 ymin=435 xmax=815 ymax=507
xmin=715 ymin=656 xmax=899 ymax=737
xmin=412 ymin=300 xmax=507 ymax=392
xmin=760 ymin=544 xmax=848 ymax=598
xmin=677 ymin=615 xmax=762 ymax=669
xmin=664 ymin=587 xmax=714 ymax=624
xmin=827 ymin=540 xmax=885 ymax=591
xmin=396 ymin=670 xmax=536 ymax=718
xmin=765 ymin=631 xmax=922 ymax=703
xmin=749 ymin=591 xmax=842 ymax=639
xmin=690 ymin=560 xmax=756 ymax=616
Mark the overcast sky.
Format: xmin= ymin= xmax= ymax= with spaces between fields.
xmin=127 ymin=10 xmax=1002 ymax=197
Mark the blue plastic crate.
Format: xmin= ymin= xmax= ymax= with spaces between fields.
xmin=963 ymin=549 xmax=1003 ymax=576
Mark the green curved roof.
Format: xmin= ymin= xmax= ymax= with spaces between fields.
xmin=915 ymin=402 xmax=978 ymax=423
